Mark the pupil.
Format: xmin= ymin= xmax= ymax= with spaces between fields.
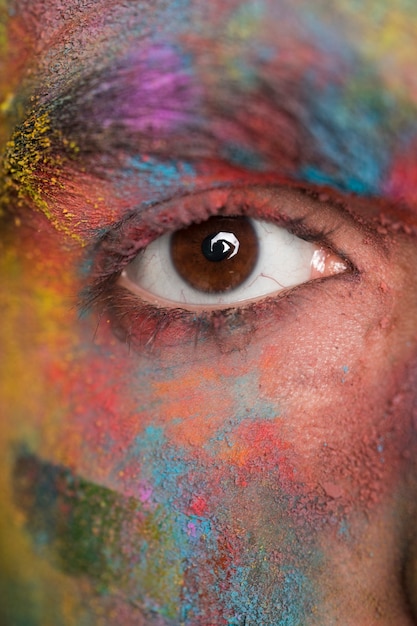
xmin=202 ymin=233 xmax=237 ymax=262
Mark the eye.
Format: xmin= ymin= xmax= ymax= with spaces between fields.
xmin=119 ymin=215 xmax=348 ymax=310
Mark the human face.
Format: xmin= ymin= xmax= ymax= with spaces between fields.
xmin=2 ymin=1 xmax=417 ymax=624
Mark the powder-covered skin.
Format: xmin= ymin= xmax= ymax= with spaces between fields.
xmin=2 ymin=1 xmax=417 ymax=625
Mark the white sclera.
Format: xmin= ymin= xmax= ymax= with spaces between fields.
xmin=123 ymin=219 xmax=321 ymax=306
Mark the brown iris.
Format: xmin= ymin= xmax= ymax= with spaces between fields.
xmin=170 ymin=216 xmax=259 ymax=293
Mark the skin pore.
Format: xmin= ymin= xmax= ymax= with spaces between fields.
xmin=2 ymin=0 xmax=417 ymax=624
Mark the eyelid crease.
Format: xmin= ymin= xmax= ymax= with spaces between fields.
xmin=79 ymin=183 xmax=356 ymax=316
xmin=76 ymin=184 xmax=368 ymax=352
xmin=90 ymin=184 xmax=343 ymax=263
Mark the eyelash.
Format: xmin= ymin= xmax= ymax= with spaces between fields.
xmin=80 ymin=185 xmax=353 ymax=350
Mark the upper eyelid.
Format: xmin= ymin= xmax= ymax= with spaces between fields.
xmin=92 ymin=182 xmax=346 ymax=256
xmin=82 ymin=182 xmax=381 ymax=306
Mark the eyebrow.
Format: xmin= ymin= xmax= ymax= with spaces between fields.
xmin=4 ymin=33 xmax=417 ymax=226
xmin=40 ymin=45 xmax=414 ymax=198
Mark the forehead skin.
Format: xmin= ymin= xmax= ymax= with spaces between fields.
xmin=2 ymin=2 xmax=417 ymax=626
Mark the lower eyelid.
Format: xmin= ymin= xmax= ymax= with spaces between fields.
xmin=118 ymin=249 xmax=349 ymax=314
xmin=96 ymin=270 xmax=354 ymax=356
xmin=83 ymin=184 xmax=364 ymax=348
xmin=118 ymin=270 xmax=258 ymax=312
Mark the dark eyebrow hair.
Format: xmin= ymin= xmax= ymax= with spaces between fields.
xmin=43 ymin=47 xmax=414 ymax=196
xmin=3 ymin=39 xmax=416 ymax=219
xmin=46 ymin=46 xmax=216 ymax=159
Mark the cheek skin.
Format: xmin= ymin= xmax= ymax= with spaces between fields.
xmin=2 ymin=215 xmax=417 ymax=625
